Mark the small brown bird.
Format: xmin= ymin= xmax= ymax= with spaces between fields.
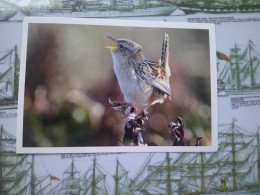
xmin=106 ymin=33 xmax=171 ymax=114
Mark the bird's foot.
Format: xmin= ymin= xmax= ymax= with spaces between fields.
xmin=134 ymin=102 xmax=151 ymax=121
xmin=123 ymin=105 xmax=137 ymax=119
xmin=108 ymin=98 xmax=137 ymax=119
xmin=135 ymin=110 xmax=149 ymax=121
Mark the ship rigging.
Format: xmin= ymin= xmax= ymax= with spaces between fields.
xmin=1 ymin=120 xmax=260 ymax=194
xmin=129 ymin=120 xmax=260 ymax=194
xmin=0 ymin=46 xmax=19 ymax=108
xmin=217 ymin=40 xmax=260 ymax=95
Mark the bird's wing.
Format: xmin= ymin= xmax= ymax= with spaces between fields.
xmin=133 ymin=34 xmax=171 ymax=97
xmin=134 ymin=61 xmax=171 ymax=97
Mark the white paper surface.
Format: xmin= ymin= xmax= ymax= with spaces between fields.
xmin=1 ymin=3 xmax=260 ymax=194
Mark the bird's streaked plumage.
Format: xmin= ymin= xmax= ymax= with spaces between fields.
xmin=106 ymin=34 xmax=171 ymax=110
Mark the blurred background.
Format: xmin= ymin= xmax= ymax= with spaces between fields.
xmin=23 ymin=22 xmax=211 ymax=147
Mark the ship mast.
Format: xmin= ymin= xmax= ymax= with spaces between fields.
xmin=61 ymin=159 xmax=80 ymax=195
xmin=70 ymin=159 xmax=77 ymax=195
xmin=166 ymin=152 xmax=171 ymax=195
xmin=257 ymin=127 xmax=260 ymax=186
xmin=30 ymin=155 xmax=35 ymax=195
xmin=135 ymin=153 xmax=178 ymax=194
xmin=181 ymin=153 xmax=206 ymax=193
xmin=71 ymin=159 xmax=74 ymax=181
xmin=200 ymin=153 xmax=204 ymax=193
xmin=111 ymin=0 xmax=116 ymax=9
xmin=248 ymin=40 xmax=255 ymax=88
xmin=231 ymin=120 xmax=236 ymax=190
xmin=0 ymin=125 xmax=3 ymax=193
xmin=114 ymin=159 xmax=119 ymax=195
xmin=230 ymin=43 xmax=242 ymax=89
xmin=13 ymin=45 xmax=19 ymax=102
xmin=91 ymin=157 xmax=96 ymax=195
xmin=234 ymin=43 xmax=241 ymax=89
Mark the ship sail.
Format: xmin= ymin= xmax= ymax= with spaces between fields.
xmin=26 ymin=155 xmax=53 ymax=195
xmin=81 ymin=157 xmax=109 ymax=195
xmin=60 ymin=159 xmax=81 ymax=195
xmin=132 ymin=153 xmax=186 ymax=195
xmin=0 ymin=1 xmax=17 ymax=21
xmin=177 ymin=153 xmax=207 ymax=193
xmin=1 ymin=119 xmax=259 ymax=194
xmin=0 ymin=50 xmax=13 ymax=98
xmin=45 ymin=182 xmax=62 ymax=195
xmin=218 ymin=62 xmax=231 ymax=85
xmin=239 ymin=161 xmax=257 ymax=187
xmin=0 ymin=46 xmax=20 ymax=106
xmin=114 ymin=159 xmax=133 ymax=195
xmin=175 ymin=120 xmax=260 ymax=193
xmin=130 ymin=153 xmax=153 ymax=189
xmin=133 ymin=161 xmax=166 ymax=194
xmin=205 ymin=120 xmax=258 ymax=192
xmin=0 ymin=124 xmax=52 ymax=195
xmin=218 ymin=41 xmax=260 ymax=93
xmin=0 ymin=124 xmax=28 ymax=195
xmin=131 ymin=120 xmax=260 ymax=194
xmin=26 ymin=0 xmax=177 ymax=18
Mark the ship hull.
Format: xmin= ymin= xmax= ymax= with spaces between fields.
xmin=179 ymin=5 xmax=260 ymax=15
xmin=218 ymin=88 xmax=260 ymax=96
xmin=0 ymin=12 xmax=16 ymax=21
xmin=203 ymin=187 xmax=260 ymax=195
xmin=29 ymin=6 xmax=177 ymax=18
xmin=0 ymin=98 xmax=18 ymax=109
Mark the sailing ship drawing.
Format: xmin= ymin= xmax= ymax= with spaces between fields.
xmin=113 ymin=159 xmax=133 ymax=195
xmin=0 ymin=124 xmax=28 ymax=195
xmin=129 ymin=119 xmax=260 ymax=194
xmin=0 ymin=0 xmax=177 ymax=21
xmin=45 ymin=158 xmax=110 ymax=194
xmin=45 ymin=157 xmax=133 ymax=194
xmin=2 ymin=0 xmax=260 ymax=22
xmin=0 ymin=1 xmax=17 ymax=21
xmin=2 ymin=119 xmax=260 ymax=194
xmin=31 ymin=0 xmax=177 ymax=18
xmin=27 ymin=155 xmax=56 ymax=195
xmin=59 ymin=159 xmax=81 ymax=195
xmin=0 ymin=124 xmax=61 ymax=195
xmin=175 ymin=0 xmax=260 ymax=14
xmin=217 ymin=40 xmax=260 ymax=96
xmin=0 ymin=46 xmax=19 ymax=108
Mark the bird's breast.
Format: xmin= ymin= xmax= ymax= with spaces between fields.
xmin=113 ymin=64 xmax=152 ymax=107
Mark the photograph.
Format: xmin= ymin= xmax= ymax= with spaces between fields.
xmin=16 ymin=18 xmax=217 ymax=153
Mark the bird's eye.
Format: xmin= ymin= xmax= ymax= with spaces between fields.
xmin=120 ymin=47 xmax=127 ymax=56
xmin=119 ymin=44 xmax=123 ymax=49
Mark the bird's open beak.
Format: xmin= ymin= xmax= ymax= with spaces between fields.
xmin=105 ymin=46 xmax=117 ymax=50
xmin=105 ymin=36 xmax=117 ymax=50
xmin=107 ymin=36 xmax=116 ymax=42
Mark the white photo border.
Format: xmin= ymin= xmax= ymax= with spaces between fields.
xmin=16 ymin=17 xmax=217 ymax=154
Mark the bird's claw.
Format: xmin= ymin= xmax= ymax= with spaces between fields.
xmin=108 ymin=98 xmax=137 ymax=119
xmin=135 ymin=111 xmax=149 ymax=121
xmin=121 ymin=106 xmax=137 ymax=119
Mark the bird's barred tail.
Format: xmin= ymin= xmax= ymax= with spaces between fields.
xmin=160 ymin=33 xmax=169 ymax=72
